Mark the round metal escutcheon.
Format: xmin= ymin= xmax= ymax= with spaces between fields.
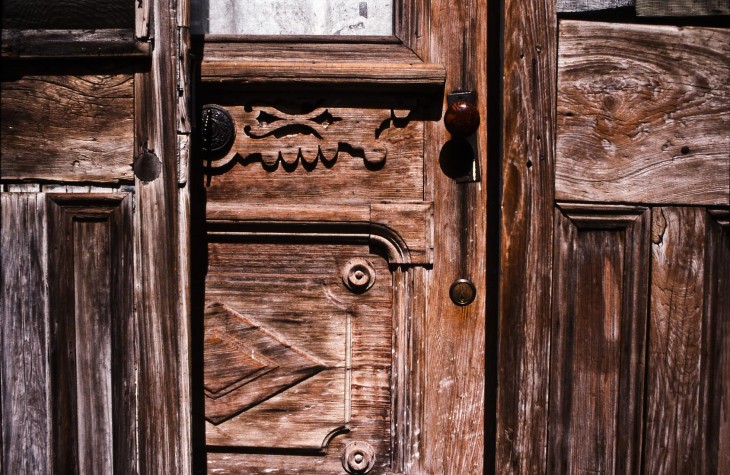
xmin=449 ymin=278 xmax=477 ymax=306
xmin=133 ymin=150 xmax=161 ymax=182
xmin=201 ymin=104 xmax=236 ymax=158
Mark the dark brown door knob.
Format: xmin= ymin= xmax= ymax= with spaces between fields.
xmin=444 ymin=101 xmax=480 ymax=138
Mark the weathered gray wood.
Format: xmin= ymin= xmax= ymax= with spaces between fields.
xmin=0 ymin=193 xmax=49 ymax=474
xmin=134 ymin=0 xmax=190 ymax=467
xmin=549 ymin=204 xmax=650 ymax=474
xmin=637 ymin=0 xmax=729 ymax=16
xmin=1 ymin=74 xmax=135 ymax=183
xmin=497 ymin=0 xmax=557 ymax=471
xmin=556 ymin=21 xmax=730 ymax=206
xmin=557 ymin=0 xmax=632 ymax=12
xmin=46 ymin=194 xmax=135 ymax=473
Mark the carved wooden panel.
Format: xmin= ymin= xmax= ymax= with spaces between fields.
xmin=0 ymin=74 xmax=134 ymax=183
xmin=1 ymin=192 xmax=135 ymax=473
xmin=556 ymin=21 xmax=730 ymax=206
xmin=205 ymin=241 xmax=392 ymax=460
xmin=202 ymin=94 xmax=426 ymax=205
xmin=549 ymin=204 xmax=651 ymax=474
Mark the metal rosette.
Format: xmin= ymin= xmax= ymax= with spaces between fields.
xmin=201 ymin=104 xmax=236 ymax=168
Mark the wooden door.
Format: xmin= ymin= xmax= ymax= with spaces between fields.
xmin=1 ymin=0 xmax=191 ymax=472
xmin=498 ymin=2 xmax=729 ymax=473
xmin=192 ymin=0 xmax=489 ymax=473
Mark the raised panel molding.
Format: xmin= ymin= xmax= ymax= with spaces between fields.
xmin=46 ymin=193 xmax=135 ymax=473
xmin=549 ymin=203 xmax=651 ymax=474
xmin=206 ymin=202 xmax=434 ymax=266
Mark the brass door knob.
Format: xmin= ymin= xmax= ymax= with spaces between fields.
xmin=444 ymin=100 xmax=480 ymax=138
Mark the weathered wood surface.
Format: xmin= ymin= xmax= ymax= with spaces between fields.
xmin=419 ymin=0 xmax=488 ymax=472
xmin=556 ymin=21 xmax=730 ymax=206
xmin=46 ymin=194 xmax=135 ymax=473
xmin=1 ymin=0 xmax=133 ymax=29
xmin=1 ymin=74 xmax=134 ymax=183
xmin=637 ymin=0 xmax=730 ymax=16
xmin=205 ymin=243 xmax=392 ymax=469
xmin=644 ymin=207 xmax=730 ymax=473
xmin=549 ymin=204 xmax=650 ymax=474
xmin=201 ymin=42 xmax=445 ymax=89
xmin=206 ymin=202 xmax=434 ymax=265
xmin=134 ymin=0 xmax=190 ymax=468
xmin=0 ymin=193 xmax=49 ymax=474
xmin=557 ymin=0 xmax=632 ymax=12
xmin=203 ymin=98 xmax=425 ymax=205
xmin=497 ymin=0 xmax=556 ymax=471
xmin=1 ymin=29 xmax=148 ymax=58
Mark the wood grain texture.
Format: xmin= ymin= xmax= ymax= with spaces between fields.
xmin=203 ymin=95 xmax=426 ymax=206
xmin=556 ymin=21 xmax=730 ymax=206
xmin=420 ymin=0 xmax=488 ymax=472
xmin=549 ymin=204 xmax=650 ymax=474
xmin=1 ymin=29 xmax=149 ymax=59
xmin=637 ymin=0 xmax=729 ymax=16
xmin=46 ymin=194 xmax=135 ymax=474
xmin=205 ymin=243 xmax=393 ymax=470
xmin=556 ymin=0 xmax=632 ymax=11
xmin=644 ymin=206 xmax=730 ymax=473
xmin=206 ymin=202 xmax=433 ymax=266
xmin=1 ymin=74 xmax=134 ymax=183
xmin=496 ymin=0 xmax=556 ymax=471
xmin=0 ymin=193 xmax=49 ymax=474
xmin=703 ymin=209 xmax=730 ymax=474
xmin=134 ymin=0 xmax=189 ymax=467
xmin=201 ymin=42 xmax=445 ymax=89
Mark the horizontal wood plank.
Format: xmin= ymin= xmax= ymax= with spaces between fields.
xmin=556 ymin=21 xmax=730 ymax=206
xmin=1 ymin=74 xmax=134 ymax=183
xmin=557 ymin=0 xmax=632 ymax=12
xmin=637 ymin=0 xmax=730 ymax=16
xmin=1 ymin=29 xmax=149 ymax=58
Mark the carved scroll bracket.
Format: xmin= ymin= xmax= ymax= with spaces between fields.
xmin=206 ymin=202 xmax=434 ymax=266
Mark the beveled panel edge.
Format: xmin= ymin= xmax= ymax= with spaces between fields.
xmin=1 ymin=29 xmax=150 ymax=59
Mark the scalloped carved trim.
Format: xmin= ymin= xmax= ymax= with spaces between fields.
xmin=203 ymin=104 xmax=419 ymax=172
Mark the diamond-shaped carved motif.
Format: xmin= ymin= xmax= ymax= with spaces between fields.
xmin=204 ymin=302 xmax=327 ymax=424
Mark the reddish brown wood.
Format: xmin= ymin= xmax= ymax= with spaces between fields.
xmin=549 ymin=204 xmax=650 ymax=474
xmin=497 ymin=0 xmax=557 ymax=471
xmin=1 ymin=74 xmax=134 ymax=184
xmin=556 ymin=22 xmax=730 ymax=206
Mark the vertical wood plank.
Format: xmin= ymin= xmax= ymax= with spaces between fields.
xmin=644 ymin=207 xmax=708 ymax=473
xmin=422 ymin=0 xmax=488 ymax=471
xmin=134 ymin=0 xmax=189 ymax=469
xmin=497 ymin=0 xmax=557 ymax=471
xmin=548 ymin=205 xmax=650 ymax=475
xmin=73 ymin=220 xmax=113 ymax=474
xmin=702 ymin=210 xmax=730 ymax=473
xmin=0 ymin=193 xmax=49 ymax=474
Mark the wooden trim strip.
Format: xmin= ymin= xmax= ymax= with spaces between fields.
xmin=1 ymin=29 xmax=149 ymax=59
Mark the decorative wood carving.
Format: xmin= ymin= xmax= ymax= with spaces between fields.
xmin=202 ymin=104 xmax=418 ymax=172
xmin=204 ymin=302 xmax=328 ymax=424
